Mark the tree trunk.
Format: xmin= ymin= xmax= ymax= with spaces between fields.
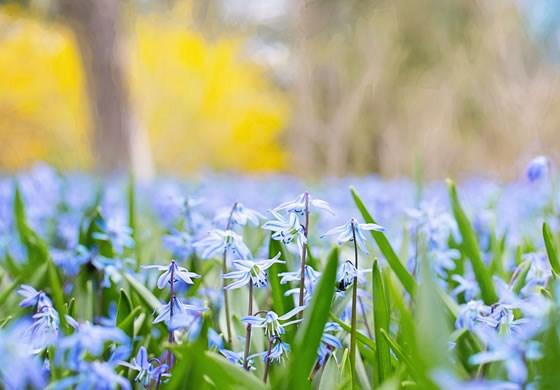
xmin=59 ymin=0 xmax=137 ymax=174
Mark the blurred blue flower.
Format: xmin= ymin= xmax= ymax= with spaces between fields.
xmin=214 ymin=202 xmax=264 ymax=227
xmin=274 ymin=193 xmax=334 ymax=216
xmin=526 ymin=155 xmax=550 ymax=182
xmin=93 ymin=215 xmax=134 ymax=254
xmin=321 ymin=218 xmax=384 ymax=254
xmin=153 ymin=296 xmax=206 ymax=330
xmin=194 ymin=229 xmax=252 ymax=260
xmin=17 ymin=284 xmax=52 ymax=309
xmin=120 ymin=346 xmax=169 ymax=387
xmin=51 ymin=361 xmax=131 ymax=390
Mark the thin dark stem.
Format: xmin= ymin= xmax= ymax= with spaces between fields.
xmin=350 ymin=221 xmax=358 ymax=390
xmin=243 ymin=282 xmax=254 ymax=370
xmin=222 ymin=202 xmax=238 ymax=345
xmin=167 ymin=262 xmax=176 ymax=368
xmin=358 ymin=296 xmax=373 ymax=339
xmin=298 ymin=192 xmax=310 ymax=316
xmin=263 ymin=336 xmax=275 ymax=383
xmin=308 ymin=345 xmax=335 ymax=382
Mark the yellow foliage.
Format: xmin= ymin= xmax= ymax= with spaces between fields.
xmin=0 ymin=7 xmax=289 ymax=173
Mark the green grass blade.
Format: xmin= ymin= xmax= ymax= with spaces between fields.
xmin=543 ymin=222 xmax=560 ymax=275
xmin=447 ymin=180 xmax=498 ymax=304
xmin=116 ymin=288 xmax=133 ymax=325
xmin=268 ymin=237 xmax=293 ymax=315
xmin=124 ymin=273 xmax=160 ymax=312
xmin=380 ymin=329 xmax=418 ymax=380
xmin=350 ymin=186 xmax=415 ymax=295
xmin=329 ymin=314 xmax=377 ymax=352
xmin=289 ymin=247 xmax=339 ymax=390
xmin=372 ymin=260 xmax=392 ymax=384
xmin=47 ymin=258 xmax=68 ymax=332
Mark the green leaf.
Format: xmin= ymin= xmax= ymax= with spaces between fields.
xmin=128 ymin=174 xmax=141 ymax=268
xmin=268 ymin=237 xmax=292 ymax=315
xmin=372 ymin=260 xmax=392 ymax=384
xmin=447 ymin=180 xmax=498 ymax=304
xmin=0 ymin=277 xmax=21 ymax=307
xmin=116 ymin=289 xmax=133 ymax=325
xmin=512 ymin=260 xmax=532 ymax=295
xmin=47 ymin=258 xmax=68 ymax=332
xmin=117 ymin=306 xmax=142 ymax=336
xmin=380 ymin=329 xmax=419 ymax=380
xmin=330 ymin=314 xmax=377 ymax=353
xmin=543 ymin=222 xmax=560 ymax=275
xmin=13 ymin=183 xmax=49 ymax=267
xmin=123 ymin=273 xmax=160 ymax=312
xmin=350 ymin=186 xmax=415 ymax=295
xmin=288 ymin=247 xmax=339 ymax=390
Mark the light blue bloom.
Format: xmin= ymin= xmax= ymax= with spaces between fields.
xmin=336 ymin=260 xmax=371 ymax=292
xmin=253 ymin=340 xmax=290 ymax=364
xmin=262 ymin=210 xmax=306 ymax=250
xmin=0 ymin=324 xmax=46 ymax=389
xmin=242 ymin=306 xmax=304 ymax=337
xmin=93 ymin=215 xmax=134 ymax=254
xmin=274 ymin=193 xmax=334 ymax=216
xmin=526 ymin=155 xmax=550 ymax=182
xmin=56 ymin=324 xmax=129 ymax=370
xmin=153 ymin=296 xmax=206 ymax=330
xmin=51 ymin=361 xmax=131 ymax=390
xmin=220 ymin=349 xmax=255 ymax=370
xmin=17 ymin=284 xmax=52 ymax=309
xmin=194 ymin=229 xmax=252 ymax=260
xmin=144 ymin=260 xmax=200 ymax=289
xmin=214 ymin=202 xmax=264 ymax=227
xmin=321 ymin=218 xmax=384 ymax=254
xmin=224 ymin=253 xmax=284 ymax=289
xmin=120 ymin=346 xmax=169 ymax=386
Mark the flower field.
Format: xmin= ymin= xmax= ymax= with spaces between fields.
xmin=1 ymin=158 xmax=559 ymax=389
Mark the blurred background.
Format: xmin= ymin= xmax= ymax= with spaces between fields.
xmin=1 ymin=0 xmax=560 ymax=179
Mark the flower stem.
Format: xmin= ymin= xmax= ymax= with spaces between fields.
xmin=243 ymin=282 xmax=254 ymax=370
xmin=350 ymin=221 xmax=358 ymax=390
xmin=298 ymin=192 xmax=310 ymax=317
xmin=263 ymin=336 xmax=275 ymax=383
xmin=222 ymin=202 xmax=238 ymax=346
xmin=167 ymin=261 xmax=176 ymax=368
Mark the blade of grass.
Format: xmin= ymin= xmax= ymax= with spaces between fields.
xmin=447 ymin=180 xmax=498 ymax=304
xmin=350 ymin=186 xmax=415 ymax=295
xmin=123 ymin=273 xmax=160 ymax=312
xmin=543 ymin=222 xmax=560 ymax=275
xmin=288 ymin=247 xmax=339 ymax=390
xmin=372 ymin=260 xmax=392 ymax=384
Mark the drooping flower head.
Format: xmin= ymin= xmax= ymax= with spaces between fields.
xmin=194 ymin=229 xmax=252 ymax=260
xmin=274 ymin=193 xmax=334 ymax=216
xmin=241 ymin=306 xmax=305 ymax=337
xmin=143 ymin=260 xmax=200 ymax=289
xmin=224 ymin=253 xmax=284 ymax=290
xmin=263 ymin=210 xmax=306 ymax=250
xmin=321 ymin=218 xmax=384 ymax=254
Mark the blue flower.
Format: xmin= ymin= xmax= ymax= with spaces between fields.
xmin=317 ymin=322 xmax=342 ymax=365
xmin=120 ymin=346 xmax=169 ymax=386
xmin=274 ymin=193 xmax=334 ymax=216
xmin=143 ymin=260 xmax=200 ymax=289
xmin=262 ymin=210 xmax=306 ymax=250
xmin=526 ymin=155 xmax=550 ymax=182
xmin=321 ymin=218 xmax=384 ymax=254
xmin=279 ymin=265 xmax=321 ymax=302
xmin=51 ymin=361 xmax=131 ymax=390
xmin=253 ymin=340 xmax=290 ymax=364
xmin=93 ymin=215 xmax=134 ymax=254
xmin=194 ymin=229 xmax=252 ymax=260
xmin=51 ymin=245 xmax=91 ymax=277
xmin=220 ymin=349 xmax=255 ymax=370
xmin=56 ymin=324 xmax=129 ymax=370
xmin=17 ymin=285 xmax=52 ymax=309
xmin=336 ymin=260 xmax=371 ymax=292
xmin=214 ymin=202 xmax=264 ymax=227
xmin=0 ymin=324 xmax=47 ymax=389
xmin=241 ymin=306 xmax=304 ymax=337
xmin=163 ymin=230 xmax=195 ymax=260
xmin=224 ymin=253 xmax=284 ymax=289
xmin=153 ymin=296 xmax=206 ymax=330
